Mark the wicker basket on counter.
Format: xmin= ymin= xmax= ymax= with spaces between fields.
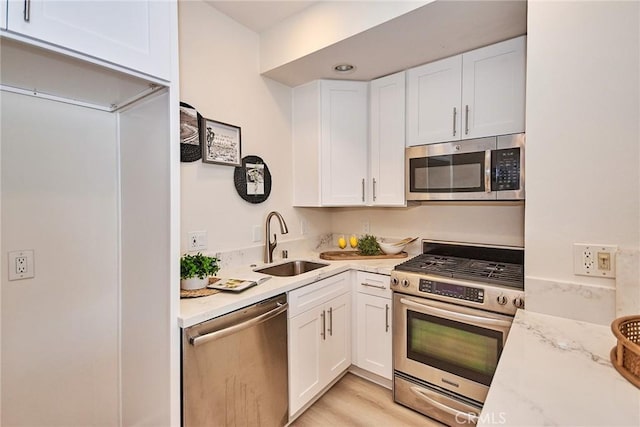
xmin=611 ymin=315 xmax=640 ymax=388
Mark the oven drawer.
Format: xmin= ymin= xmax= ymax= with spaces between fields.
xmin=355 ymin=271 xmax=391 ymax=298
xmin=394 ymin=374 xmax=480 ymax=427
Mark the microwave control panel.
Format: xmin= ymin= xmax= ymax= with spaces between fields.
xmin=492 ymin=148 xmax=521 ymax=191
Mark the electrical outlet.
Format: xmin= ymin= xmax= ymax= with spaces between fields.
xmin=8 ymin=250 xmax=35 ymax=281
xmin=300 ymin=219 xmax=307 ymax=235
xmin=573 ymin=243 xmax=617 ymax=277
xmin=362 ymin=220 xmax=370 ymax=234
xmin=187 ymin=231 xmax=208 ymax=251
xmin=16 ymin=256 xmax=27 ymax=273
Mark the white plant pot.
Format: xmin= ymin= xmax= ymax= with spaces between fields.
xmin=181 ymin=276 xmax=208 ymax=290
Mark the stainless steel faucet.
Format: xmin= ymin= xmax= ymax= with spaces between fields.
xmin=264 ymin=211 xmax=289 ymax=263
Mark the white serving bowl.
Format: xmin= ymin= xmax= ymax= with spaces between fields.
xmin=378 ymin=241 xmax=407 ymax=255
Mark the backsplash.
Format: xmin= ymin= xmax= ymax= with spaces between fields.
xmin=525 ymin=247 xmax=639 ymax=326
xmin=208 ymin=233 xmax=423 ymax=271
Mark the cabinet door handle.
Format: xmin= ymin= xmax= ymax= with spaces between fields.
xmin=452 ymin=107 xmax=457 ymax=136
xmin=385 ymin=304 xmax=390 ymax=332
xmin=465 ymin=104 xmax=470 ymax=135
xmin=23 ymin=0 xmax=31 ymax=22
xmin=373 ymin=178 xmax=377 ymax=202
xmin=361 ymin=282 xmax=386 ymax=290
xmin=361 ymin=178 xmax=365 ymax=202
xmin=328 ymin=307 xmax=333 ymax=336
xmin=320 ymin=310 xmax=326 ymax=340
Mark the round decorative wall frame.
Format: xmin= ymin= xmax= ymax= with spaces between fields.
xmin=234 ymin=155 xmax=272 ymax=204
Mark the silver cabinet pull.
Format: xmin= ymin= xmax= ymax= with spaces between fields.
xmin=373 ymin=178 xmax=377 ymax=202
xmin=452 ymin=107 xmax=457 ymax=136
xmin=23 ymin=0 xmax=31 ymax=22
xmin=328 ymin=307 xmax=333 ymax=336
xmin=361 ymin=178 xmax=365 ymax=202
xmin=360 ymin=282 xmax=386 ymax=290
xmin=320 ymin=310 xmax=326 ymax=340
xmin=465 ymin=105 xmax=470 ymax=135
xmin=385 ymin=303 xmax=390 ymax=332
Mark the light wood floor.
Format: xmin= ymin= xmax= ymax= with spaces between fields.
xmin=291 ymin=373 xmax=444 ymax=427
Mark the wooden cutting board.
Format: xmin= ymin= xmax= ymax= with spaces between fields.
xmin=319 ymin=250 xmax=408 ymax=260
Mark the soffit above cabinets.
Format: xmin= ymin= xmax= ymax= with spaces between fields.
xmin=258 ymin=0 xmax=527 ymax=87
xmin=205 ymin=0 xmax=318 ymax=33
xmin=0 ymin=38 xmax=164 ymax=112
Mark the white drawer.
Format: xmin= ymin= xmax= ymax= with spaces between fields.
xmin=288 ymin=272 xmax=351 ymax=318
xmin=355 ymin=271 xmax=391 ymax=299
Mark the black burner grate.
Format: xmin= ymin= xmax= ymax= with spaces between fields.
xmin=395 ymin=254 xmax=523 ymax=288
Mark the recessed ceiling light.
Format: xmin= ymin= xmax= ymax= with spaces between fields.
xmin=334 ymin=63 xmax=356 ymax=74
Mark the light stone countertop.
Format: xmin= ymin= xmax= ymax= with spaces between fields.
xmin=179 ymin=251 xmax=402 ymax=328
xmin=479 ymin=310 xmax=640 ymax=427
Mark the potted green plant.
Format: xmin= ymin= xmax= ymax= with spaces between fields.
xmin=180 ymin=252 xmax=220 ymax=290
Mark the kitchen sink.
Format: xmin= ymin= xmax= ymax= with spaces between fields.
xmin=254 ymin=260 xmax=329 ymax=277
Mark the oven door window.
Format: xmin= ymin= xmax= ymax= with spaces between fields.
xmin=410 ymin=152 xmax=485 ymax=193
xmin=407 ymin=310 xmax=502 ymax=386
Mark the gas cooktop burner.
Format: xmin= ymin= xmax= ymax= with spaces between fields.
xmin=394 ymin=248 xmax=524 ymax=289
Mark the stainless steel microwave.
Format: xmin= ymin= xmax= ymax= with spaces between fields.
xmin=406 ymin=133 xmax=525 ymax=201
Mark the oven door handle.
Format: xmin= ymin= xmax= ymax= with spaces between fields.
xmin=409 ymin=386 xmax=479 ymax=423
xmin=400 ymin=297 xmax=512 ymax=328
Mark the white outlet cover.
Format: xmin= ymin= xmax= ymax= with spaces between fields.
xmin=252 ymin=225 xmax=262 ymax=243
xmin=8 ymin=250 xmax=35 ymax=281
xmin=573 ymin=243 xmax=617 ymax=278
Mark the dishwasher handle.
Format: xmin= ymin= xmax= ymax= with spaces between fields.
xmin=189 ymin=302 xmax=288 ymax=347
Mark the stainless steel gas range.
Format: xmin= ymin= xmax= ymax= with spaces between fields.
xmin=390 ymin=240 xmax=524 ymax=427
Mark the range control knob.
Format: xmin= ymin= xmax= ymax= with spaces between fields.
xmin=390 ymin=277 xmax=399 ymax=286
xmin=401 ymin=279 xmax=410 ymax=288
xmin=513 ymin=297 xmax=525 ymax=309
xmin=496 ymin=294 xmax=508 ymax=305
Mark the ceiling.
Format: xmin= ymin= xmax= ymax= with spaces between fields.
xmin=205 ymin=1 xmax=318 ymax=33
xmin=205 ymin=1 xmax=527 ymax=87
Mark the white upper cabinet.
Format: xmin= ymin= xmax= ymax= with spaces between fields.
xmin=462 ymin=36 xmax=526 ymax=139
xmin=293 ymin=80 xmax=369 ymax=206
xmin=407 ymin=36 xmax=526 ymax=146
xmin=406 ymin=55 xmax=462 ymax=145
xmin=369 ymin=71 xmax=406 ymax=206
xmin=4 ymin=0 xmax=171 ymax=81
xmin=293 ymin=76 xmax=406 ymax=207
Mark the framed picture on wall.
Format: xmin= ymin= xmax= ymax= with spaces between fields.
xmin=200 ymin=118 xmax=242 ymax=167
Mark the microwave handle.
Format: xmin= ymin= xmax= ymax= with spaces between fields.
xmin=399 ymin=297 xmax=513 ymax=328
xmin=484 ymin=150 xmax=492 ymax=193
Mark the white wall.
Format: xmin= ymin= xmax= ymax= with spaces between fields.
xmin=1 ymin=92 xmax=120 ymax=425
xmin=179 ymin=0 xmax=331 ymax=258
xmin=331 ymin=203 xmax=525 ymax=248
xmin=525 ymin=1 xmax=640 ymax=323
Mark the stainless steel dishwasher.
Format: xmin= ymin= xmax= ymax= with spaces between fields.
xmin=182 ymin=294 xmax=289 ymax=426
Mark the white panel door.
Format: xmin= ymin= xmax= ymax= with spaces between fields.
xmin=356 ymin=293 xmax=392 ymax=379
xmin=288 ymin=306 xmax=324 ymax=415
xmin=320 ymin=80 xmax=368 ymax=205
xmin=6 ymin=0 xmax=171 ymax=80
xmin=369 ymin=71 xmax=405 ymax=206
xmin=406 ymin=55 xmax=462 ymax=146
xmin=462 ymin=36 xmax=526 ymax=139
xmin=323 ymin=292 xmax=352 ymax=381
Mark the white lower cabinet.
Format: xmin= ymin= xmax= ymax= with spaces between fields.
xmin=288 ymin=273 xmax=352 ymax=416
xmin=354 ymin=272 xmax=392 ymax=380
